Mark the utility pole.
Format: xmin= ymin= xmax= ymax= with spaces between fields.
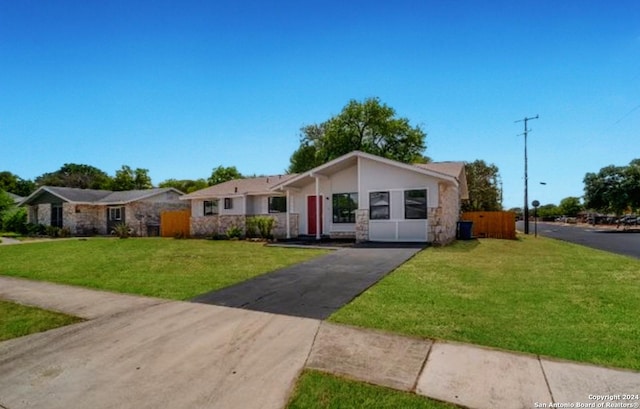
xmin=515 ymin=115 xmax=539 ymax=234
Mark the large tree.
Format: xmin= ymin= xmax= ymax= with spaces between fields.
xmin=288 ymin=97 xmax=427 ymax=173
xmin=35 ymin=164 xmax=112 ymax=190
xmin=111 ymin=165 xmax=153 ymax=191
xmin=558 ymin=196 xmax=583 ymax=217
xmin=462 ymin=160 xmax=502 ymax=211
xmin=208 ymin=166 xmax=243 ymax=186
xmin=158 ymin=178 xmax=208 ymax=193
xmin=0 ymin=171 xmax=36 ymax=196
xmin=583 ymin=160 xmax=640 ymax=215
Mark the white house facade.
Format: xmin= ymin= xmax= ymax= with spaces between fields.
xmin=271 ymin=151 xmax=468 ymax=244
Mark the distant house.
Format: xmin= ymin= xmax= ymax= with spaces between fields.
xmin=6 ymin=192 xmax=24 ymax=205
xmin=20 ymin=186 xmax=188 ymax=236
xmin=183 ymin=151 xmax=468 ymax=244
xmin=181 ymin=175 xmax=297 ymax=238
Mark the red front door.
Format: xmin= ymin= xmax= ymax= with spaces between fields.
xmin=307 ymin=195 xmax=323 ymax=235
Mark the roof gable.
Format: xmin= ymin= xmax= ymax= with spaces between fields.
xmin=271 ymin=151 xmax=463 ymax=191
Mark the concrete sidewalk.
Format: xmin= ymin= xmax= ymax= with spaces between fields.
xmin=307 ymin=323 xmax=640 ymax=409
xmin=1 ymin=276 xmax=639 ymax=409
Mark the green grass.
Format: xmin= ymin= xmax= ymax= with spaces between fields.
xmin=331 ymin=235 xmax=640 ymax=370
xmin=0 ymin=238 xmax=328 ymax=300
xmin=286 ymin=370 xmax=459 ymax=409
xmin=0 ymin=300 xmax=83 ymax=341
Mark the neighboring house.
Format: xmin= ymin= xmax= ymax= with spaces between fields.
xmin=271 ymin=151 xmax=468 ymax=244
xmin=181 ymin=175 xmax=298 ymax=238
xmin=184 ymin=151 xmax=468 ymax=244
xmin=20 ymin=186 xmax=188 ymax=236
xmin=6 ymin=192 xmax=24 ymax=205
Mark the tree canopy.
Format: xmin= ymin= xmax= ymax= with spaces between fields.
xmin=158 ymin=178 xmax=208 ymax=193
xmin=288 ymin=97 xmax=427 ymax=173
xmin=35 ymin=164 xmax=112 ymax=190
xmin=111 ymin=166 xmax=153 ymax=191
xmin=208 ymin=166 xmax=243 ymax=186
xmin=0 ymin=171 xmax=36 ymax=196
xmin=462 ymin=160 xmax=502 ymax=211
xmin=583 ymin=159 xmax=640 ymax=214
xmin=558 ymin=196 xmax=583 ymax=217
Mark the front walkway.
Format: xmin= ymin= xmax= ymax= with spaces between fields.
xmin=1 ymin=277 xmax=638 ymax=409
xmin=191 ymin=244 xmax=424 ymax=319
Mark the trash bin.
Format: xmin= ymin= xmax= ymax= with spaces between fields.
xmin=456 ymin=221 xmax=473 ymax=240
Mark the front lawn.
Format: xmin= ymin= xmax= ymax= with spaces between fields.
xmin=0 ymin=300 xmax=83 ymax=341
xmin=331 ymin=235 xmax=640 ymax=370
xmin=286 ymin=370 xmax=459 ymax=409
xmin=0 ymin=238 xmax=328 ymax=300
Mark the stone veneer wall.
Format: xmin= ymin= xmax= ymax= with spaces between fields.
xmin=355 ymin=209 xmax=369 ymax=242
xmin=427 ymin=182 xmax=460 ymax=245
xmin=191 ymin=215 xmax=219 ymax=237
xmin=70 ymin=204 xmax=106 ymax=235
xmin=29 ymin=204 xmax=51 ymax=225
xmin=29 ymin=200 xmax=189 ymax=236
xmin=190 ymin=213 xmax=299 ymax=239
xmin=268 ymin=213 xmax=299 ymax=239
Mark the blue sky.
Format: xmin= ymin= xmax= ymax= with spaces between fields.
xmin=1 ymin=0 xmax=639 ymax=209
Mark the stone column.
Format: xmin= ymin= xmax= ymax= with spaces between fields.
xmin=355 ymin=209 xmax=369 ymax=242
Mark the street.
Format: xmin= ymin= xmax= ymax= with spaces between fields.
xmin=516 ymin=221 xmax=640 ymax=259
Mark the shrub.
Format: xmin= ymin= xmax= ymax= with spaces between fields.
xmin=246 ymin=217 xmax=259 ymax=238
xmin=251 ymin=216 xmax=276 ymax=240
xmin=1 ymin=207 xmax=28 ymax=234
xmin=111 ymin=222 xmax=132 ymax=239
xmin=225 ymin=224 xmax=243 ymax=239
xmin=46 ymin=226 xmax=61 ymax=238
xmin=26 ymin=223 xmax=47 ymax=236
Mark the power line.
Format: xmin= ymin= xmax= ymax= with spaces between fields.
xmin=614 ymin=103 xmax=640 ymax=125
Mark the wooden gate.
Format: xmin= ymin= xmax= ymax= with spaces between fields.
xmin=161 ymin=209 xmax=190 ymax=238
xmin=460 ymin=211 xmax=516 ymax=240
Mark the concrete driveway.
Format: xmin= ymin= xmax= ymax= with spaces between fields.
xmin=0 ymin=277 xmax=318 ymax=409
xmin=191 ymin=245 xmax=424 ymax=319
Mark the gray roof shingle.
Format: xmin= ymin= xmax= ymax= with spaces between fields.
xmin=21 ymin=186 xmax=182 ymax=205
xmin=182 ymin=175 xmax=297 ymax=199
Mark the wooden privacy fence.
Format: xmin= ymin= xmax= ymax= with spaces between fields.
xmin=460 ymin=211 xmax=516 ymax=240
xmin=161 ymin=209 xmax=190 ymax=238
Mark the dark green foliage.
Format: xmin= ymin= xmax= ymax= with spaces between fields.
xmin=111 ymin=166 xmax=153 ymax=191
xmin=462 ymin=160 xmax=502 ymax=211
xmin=288 ymin=98 xmax=427 ymax=173
xmin=0 ymin=190 xmax=14 ymax=214
xmin=558 ymin=197 xmax=583 ymax=217
xmin=583 ymin=160 xmax=640 ymax=214
xmin=1 ymin=207 xmax=28 ymax=234
xmin=35 ymin=163 xmax=112 ymax=189
xmin=0 ymin=172 xmax=35 ymax=196
xmin=158 ymin=178 xmax=207 ymax=193
xmin=208 ymin=166 xmax=243 ymax=186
